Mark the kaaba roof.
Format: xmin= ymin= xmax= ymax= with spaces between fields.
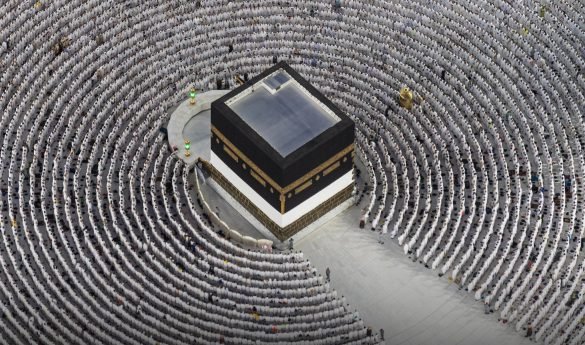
xmin=225 ymin=69 xmax=340 ymax=157
xmin=211 ymin=61 xmax=354 ymax=188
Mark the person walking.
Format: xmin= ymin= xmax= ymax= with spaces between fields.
xmin=325 ymin=267 xmax=331 ymax=282
xmin=288 ymin=238 xmax=294 ymax=250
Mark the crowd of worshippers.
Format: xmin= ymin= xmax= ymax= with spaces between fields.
xmin=0 ymin=0 xmax=583 ymax=343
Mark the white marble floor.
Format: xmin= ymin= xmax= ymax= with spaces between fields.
xmin=167 ymin=90 xmax=229 ymax=165
xmin=296 ymin=205 xmax=532 ymax=345
xmin=182 ymin=109 xmax=211 ymax=160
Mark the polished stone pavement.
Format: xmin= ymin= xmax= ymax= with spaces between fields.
xmin=167 ymin=90 xmax=229 ymax=165
xmin=295 ymin=208 xmax=531 ymax=345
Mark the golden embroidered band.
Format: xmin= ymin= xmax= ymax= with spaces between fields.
xmin=279 ymin=194 xmax=286 ymax=214
xmin=250 ymin=170 xmax=266 ymax=187
xmin=322 ymin=161 xmax=341 ymax=176
xmin=212 ymin=126 xmax=282 ymax=192
xmin=223 ymin=145 xmax=239 ymax=162
xmin=294 ymin=180 xmax=312 ymax=195
xmin=202 ymin=159 xmax=354 ymax=241
xmin=284 ymin=145 xmax=353 ymax=194
xmin=211 ymin=125 xmax=353 ymax=194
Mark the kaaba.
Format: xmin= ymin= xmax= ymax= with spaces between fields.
xmin=208 ymin=62 xmax=355 ymax=240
